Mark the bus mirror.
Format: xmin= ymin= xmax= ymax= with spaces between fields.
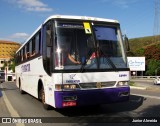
xmin=123 ymin=35 xmax=130 ymax=51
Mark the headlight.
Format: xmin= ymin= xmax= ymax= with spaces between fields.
xmin=55 ymin=84 xmax=80 ymax=90
xmin=117 ymin=81 xmax=128 ymax=87
xmin=63 ymin=84 xmax=80 ymax=90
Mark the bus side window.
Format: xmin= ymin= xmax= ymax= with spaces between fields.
xmin=16 ymin=52 xmax=19 ymax=64
xmin=35 ymin=32 xmax=41 ymax=54
xmin=29 ymin=40 xmax=32 ymax=57
xmin=21 ymin=49 xmax=23 ymax=62
xmin=26 ymin=42 xmax=30 ymax=59
xmin=29 ymin=39 xmax=35 ymax=58
xmin=19 ymin=51 xmax=21 ymax=63
xmin=24 ymin=46 xmax=27 ymax=60
xmin=23 ymin=47 xmax=26 ymax=61
xmin=15 ymin=53 xmax=18 ymax=64
xmin=30 ymin=37 xmax=36 ymax=57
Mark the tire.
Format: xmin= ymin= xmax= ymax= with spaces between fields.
xmin=40 ymin=86 xmax=50 ymax=110
xmin=19 ymin=79 xmax=24 ymax=94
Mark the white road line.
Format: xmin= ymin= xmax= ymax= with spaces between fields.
xmin=0 ymin=84 xmax=25 ymax=126
xmin=132 ymin=93 xmax=160 ymax=100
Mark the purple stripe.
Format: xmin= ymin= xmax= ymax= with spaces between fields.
xmin=55 ymin=87 xmax=130 ymax=108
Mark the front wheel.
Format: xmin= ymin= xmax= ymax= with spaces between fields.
xmin=40 ymin=87 xmax=51 ymax=110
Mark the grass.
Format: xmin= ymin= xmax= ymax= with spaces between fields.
xmin=129 ymin=81 xmax=135 ymax=86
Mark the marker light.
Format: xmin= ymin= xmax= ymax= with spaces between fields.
xmin=55 ymin=84 xmax=80 ymax=91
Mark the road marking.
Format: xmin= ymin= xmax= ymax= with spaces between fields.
xmin=132 ymin=93 xmax=160 ymax=100
xmin=0 ymin=84 xmax=25 ymax=126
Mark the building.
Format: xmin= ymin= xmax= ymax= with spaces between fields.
xmin=0 ymin=40 xmax=21 ymax=81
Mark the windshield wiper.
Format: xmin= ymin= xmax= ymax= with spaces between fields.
xmin=79 ymin=49 xmax=94 ymax=72
xmin=100 ymin=49 xmax=117 ymax=70
xmin=80 ymin=48 xmax=117 ymax=72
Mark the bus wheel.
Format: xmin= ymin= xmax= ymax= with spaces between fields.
xmin=19 ymin=79 xmax=24 ymax=94
xmin=40 ymin=87 xmax=50 ymax=110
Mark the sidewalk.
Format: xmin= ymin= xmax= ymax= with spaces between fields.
xmin=130 ymin=79 xmax=160 ymax=91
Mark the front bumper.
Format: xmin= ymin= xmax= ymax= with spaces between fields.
xmin=54 ymin=87 xmax=130 ymax=108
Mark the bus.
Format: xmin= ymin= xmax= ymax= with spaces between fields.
xmin=0 ymin=70 xmax=5 ymax=83
xmin=15 ymin=15 xmax=130 ymax=109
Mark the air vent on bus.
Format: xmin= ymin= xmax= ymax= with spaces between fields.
xmin=79 ymin=81 xmax=116 ymax=89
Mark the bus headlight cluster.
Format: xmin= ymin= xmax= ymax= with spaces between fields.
xmin=63 ymin=84 xmax=80 ymax=90
xmin=117 ymin=81 xmax=128 ymax=87
xmin=55 ymin=84 xmax=80 ymax=90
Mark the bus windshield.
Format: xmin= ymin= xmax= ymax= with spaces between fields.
xmin=54 ymin=21 xmax=127 ymax=71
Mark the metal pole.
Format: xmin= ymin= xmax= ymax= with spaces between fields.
xmin=5 ymin=67 xmax=7 ymax=81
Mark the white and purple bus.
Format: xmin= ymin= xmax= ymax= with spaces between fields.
xmin=15 ymin=15 xmax=130 ymax=109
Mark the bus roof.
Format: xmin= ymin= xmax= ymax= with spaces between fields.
xmin=44 ymin=15 xmax=119 ymax=24
xmin=16 ymin=15 xmax=119 ymax=53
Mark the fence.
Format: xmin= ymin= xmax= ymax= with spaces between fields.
xmin=131 ymin=76 xmax=160 ymax=79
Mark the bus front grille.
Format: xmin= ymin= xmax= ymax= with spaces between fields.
xmin=79 ymin=81 xmax=116 ymax=89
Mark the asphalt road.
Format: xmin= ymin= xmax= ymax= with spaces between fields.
xmin=131 ymin=79 xmax=155 ymax=87
xmin=0 ymin=82 xmax=160 ymax=126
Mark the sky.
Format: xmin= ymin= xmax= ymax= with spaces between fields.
xmin=0 ymin=0 xmax=155 ymax=43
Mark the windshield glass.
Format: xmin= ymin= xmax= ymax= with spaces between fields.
xmin=92 ymin=25 xmax=127 ymax=69
xmin=54 ymin=21 xmax=127 ymax=71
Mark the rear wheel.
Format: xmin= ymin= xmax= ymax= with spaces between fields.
xmin=40 ymin=86 xmax=50 ymax=110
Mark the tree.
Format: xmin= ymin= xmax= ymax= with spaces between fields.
xmin=9 ymin=51 xmax=16 ymax=73
xmin=2 ymin=60 xmax=7 ymax=71
xmin=10 ymin=57 xmax=15 ymax=72
xmin=145 ymin=59 xmax=160 ymax=76
xmin=144 ymin=44 xmax=160 ymax=60
xmin=2 ymin=51 xmax=16 ymax=73
xmin=135 ymin=48 xmax=144 ymax=56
